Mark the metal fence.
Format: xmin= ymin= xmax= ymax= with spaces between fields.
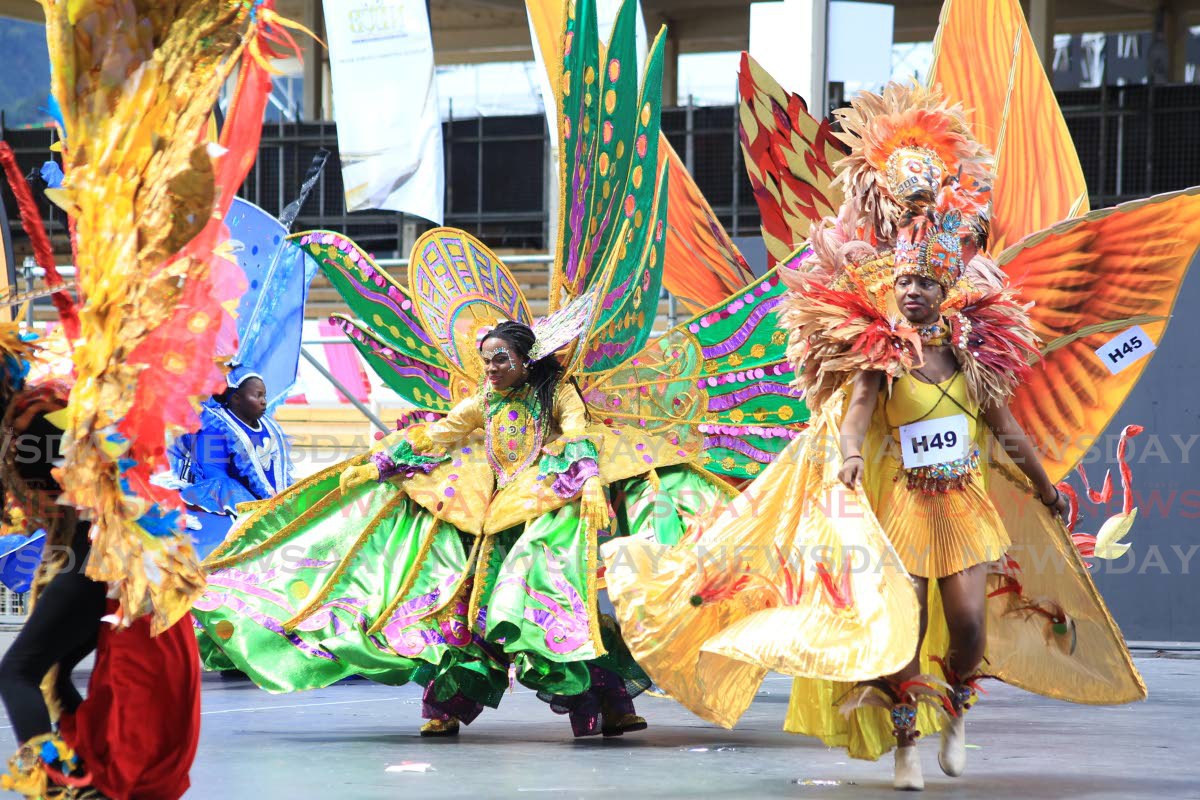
xmin=4 ymin=82 xmax=1200 ymax=262
xmin=0 ymin=586 xmax=27 ymax=624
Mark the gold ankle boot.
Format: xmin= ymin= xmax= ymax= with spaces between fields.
xmin=420 ymin=718 xmax=460 ymax=737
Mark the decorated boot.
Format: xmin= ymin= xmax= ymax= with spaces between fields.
xmin=838 ymin=677 xmax=956 ymax=792
xmin=1 ymin=733 xmax=96 ymax=799
xmin=891 ymin=699 xmax=924 ymax=791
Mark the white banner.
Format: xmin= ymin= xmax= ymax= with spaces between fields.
xmin=1095 ymin=325 xmax=1157 ymax=375
xmin=323 ymin=0 xmax=444 ymax=223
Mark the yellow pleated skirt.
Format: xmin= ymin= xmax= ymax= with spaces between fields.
xmin=877 ymin=475 xmax=1010 ymax=578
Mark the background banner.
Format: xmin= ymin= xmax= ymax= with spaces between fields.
xmin=322 ymin=0 xmax=444 ymax=223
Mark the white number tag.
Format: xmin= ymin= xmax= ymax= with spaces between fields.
xmin=899 ymin=414 xmax=969 ymax=469
xmin=1094 ymin=325 xmax=1156 ymax=375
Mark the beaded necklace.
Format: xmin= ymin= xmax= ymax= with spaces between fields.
xmin=917 ymin=312 xmax=972 ymax=350
xmin=917 ymin=319 xmax=949 ymax=346
xmin=484 ymin=382 xmax=546 ymax=486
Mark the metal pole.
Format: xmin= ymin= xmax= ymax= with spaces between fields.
xmin=1144 ymin=81 xmax=1155 ymax=198
xmin=730 ymin=101 xmax=740 ymax=235
xmin=298 ymin=346 xmax=390 ymax=433
xmin=684 ymin=94 xmax=695 ymax=173
xmin=445 ymin=101 xmax=454 ymax=223
xmin=1097 ymin=81 xmax=1108 ymax=204
xmin=22 ymin=258 xmax=35 ymax=326
xmin=476 ymin=116 xmax=484 ymax=233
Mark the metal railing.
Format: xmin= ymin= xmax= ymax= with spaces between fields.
xmin=6 ymin=84 xmax=1200 ymax=263
xmin=0 ymin=586 xmax=27 ymax=624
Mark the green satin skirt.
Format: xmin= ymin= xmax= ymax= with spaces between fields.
xmin=193 ymin=465 xmax=726 ymax=708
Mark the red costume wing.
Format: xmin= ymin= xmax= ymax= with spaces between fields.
xmin=738 ymin=52 xmax=846 ymax=267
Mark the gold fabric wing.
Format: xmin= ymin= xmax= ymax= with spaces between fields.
xmin=930 ymin=0 xmax=1089 ymax=251
xmin=606 ymin=399 xmax=1146 ymax=753
xmin=44 ymin=0 xmax=266 ymax=631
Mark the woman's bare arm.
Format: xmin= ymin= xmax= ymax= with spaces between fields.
xmin=837 ymin=371 xmax=883 ymax=488
xmin=982 ymin=402 xmax=1067 ymax=515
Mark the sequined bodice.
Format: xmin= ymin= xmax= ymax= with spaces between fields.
xmin=484 ymin=385 xmax=547 ymax=486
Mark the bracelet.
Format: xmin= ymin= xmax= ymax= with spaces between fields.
xmin=1040 ymin=487 xmax=1061 ymax=507
xmin=843 ymin=455 xmax=864 ymax=463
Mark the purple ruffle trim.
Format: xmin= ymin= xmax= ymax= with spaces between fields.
xmin=550 ymin=458 xmax=600 ymax=499
xmin=370 ymin=449 xmax=442 ymax=481
xmin=422 ymin=684 xmax=484 ymax=724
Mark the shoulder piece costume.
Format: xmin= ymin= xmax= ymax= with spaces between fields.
xmin=38 ymin=0 xmax=307 ymax=633
xmin=0 ymin=4 xmax=308 ymax=796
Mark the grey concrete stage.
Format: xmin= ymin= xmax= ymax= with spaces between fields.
xmin=138 ymin=653 xmax=1200 ymax=798
xmin=0 ymin=653 xmax=1194 ymax=798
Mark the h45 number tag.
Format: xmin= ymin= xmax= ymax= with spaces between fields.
xmin=1094 ymin=325 xmax=1156 ymax=376
xmin=899 ymin=414 xmax=969 ymax=469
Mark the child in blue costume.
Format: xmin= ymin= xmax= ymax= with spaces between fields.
xmin=168 ymin=367 xmax=293 ymax=559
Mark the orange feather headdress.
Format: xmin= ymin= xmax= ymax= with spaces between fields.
xmin=833 ymin=83 xmax=994 ymax=246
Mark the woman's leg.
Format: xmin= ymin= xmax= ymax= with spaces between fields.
xmin=51 ymin=632 xmax=100 ymax=718
xmin=936 ymin=563 xmax=988 ymax=680
xmin=885 ymin=576 xmax=928 ymax=791
xmin=0 ymin=568 xmax=106 ymax=742
xmin=886 ymin=575 xmax=930 ymax=688
xmin=419 ymin=681 xmax=484 ymax=736
xmin=934 ymin=562 xmax=989 ymax=778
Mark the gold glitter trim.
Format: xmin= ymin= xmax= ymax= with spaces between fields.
xmin=365 ymin=513 xmax=469 ymax=636
xmin=584 ymin=508 xmax=607 ymax=658
xmin=204 ymin=457 xmax=359 ymax=566
xmin=467 ymin=532 xmax=498 ymax=634
xmin=282 ymin=491 xmax=408 ymax=631
xmin=685 ymin=463 xmax=741 ymax=499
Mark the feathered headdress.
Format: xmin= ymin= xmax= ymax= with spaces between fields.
xmin=833 ymin=83 xmax=994 ymax=245
xmin=894 ymin=207 xmax=968 ymax=290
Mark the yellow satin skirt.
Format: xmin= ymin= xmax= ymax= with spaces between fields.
xmin=878 ymin=476 xmax=1011 ymax=578
xmin=602 ymin=407 xmax=1146 ymax=763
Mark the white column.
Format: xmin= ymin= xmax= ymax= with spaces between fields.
xmin=1027 ymin=0 xmax=1057 ymax=73
xmin=749 ymin=0 xmax=827 ymax=112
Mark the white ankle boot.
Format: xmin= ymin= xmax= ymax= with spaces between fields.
xmin=894 ymin=745 xmax=924 ymax=791
xmin=938 ymin=714 xmax=966 ymax=776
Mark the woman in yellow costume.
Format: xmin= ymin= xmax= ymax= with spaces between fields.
xmin=603 ymin=82 xmax=1149 ymax=792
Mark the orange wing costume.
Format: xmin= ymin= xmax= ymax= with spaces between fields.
xmin=601 ymin=0 xmax=1188 ymax=763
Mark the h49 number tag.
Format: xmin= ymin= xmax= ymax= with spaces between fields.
xmin=899 ymin=414 xmax=969 ymax=469
xmin=1095 ymin=325 xmax=1156 ymax=375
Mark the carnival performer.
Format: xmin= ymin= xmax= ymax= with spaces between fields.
xmin=194 ymin=302 xmax=728 ymax=737
xmin=168 ymin=368 xmax=293 ymax=559
xmin=604 ymin=80 xmax=1159 ymax=792
xmin=0 ymin=346 xmax=200 ymax=800
xmin=0 ymin=140 xmax=206 ymax=799
xmin=0 ymin=0 xmax=305 ymax=795
xmin=164 ymin=191 xmax=321 ymax=561
xmin=828 ymin=211 xmax=1062 ymax=789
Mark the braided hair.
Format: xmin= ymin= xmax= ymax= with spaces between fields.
xmin=482 ymin=321 xmax=564 ymax=419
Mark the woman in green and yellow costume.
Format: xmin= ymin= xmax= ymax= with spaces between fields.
xmin=195 ymin=0 xmax=811 ymax=739
xmin=194 ymin=285 xmax=725 ymax=737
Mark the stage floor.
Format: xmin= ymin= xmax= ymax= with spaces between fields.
xmin=153 ymin=652 xmax=1198 ymax=799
